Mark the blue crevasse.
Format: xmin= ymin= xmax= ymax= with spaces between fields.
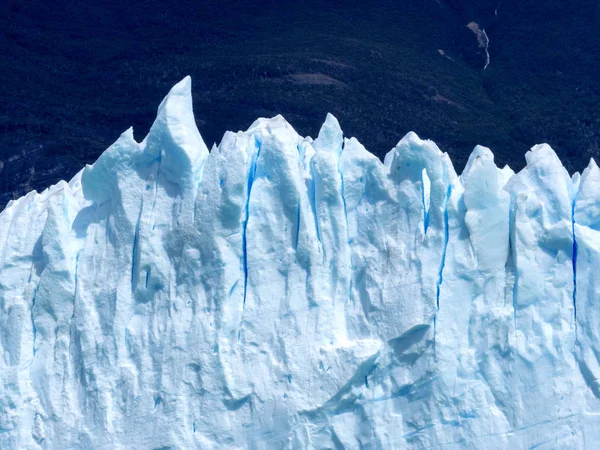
xmin=241 ymin=137 xmax=261 ymax=307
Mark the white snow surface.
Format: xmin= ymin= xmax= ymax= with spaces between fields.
xmin=1 ymin=77 xmax=600 ymax=449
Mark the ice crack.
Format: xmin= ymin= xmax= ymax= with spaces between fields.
xmin=421 ymin=168 xmax=431 ymax=234
xmin=293 ymin=204 xmax=301 ymax=250
xmin=30 ymin=285 xmax=39 ymax=356
xmin=242 ymin=137 xmax=261 ymax=308
xmin=309 ymin=166 xmax=322 ymax=244
xmin=434 ymin=184 xmax=452 ymax=335
xmin=338 ymin=159 xmax=349 ymax=241
xmin=131 ymin=201 xmax=143 ymax=292
xmin=571 ymin=198 xmax=578 ymax=335
xmin=508 ymin=195 xmax=518 ymax=332
xmin=149 ymin=151 xmax=162 ymax=226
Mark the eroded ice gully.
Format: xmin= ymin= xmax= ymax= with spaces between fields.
xmin=1 ymin=77 xmax=600 ymax=449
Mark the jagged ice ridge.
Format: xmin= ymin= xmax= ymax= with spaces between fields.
xmin=1 ymin=77 xmax=600 ymax=449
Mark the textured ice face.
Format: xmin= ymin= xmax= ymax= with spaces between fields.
xmin=1 ymin=77 xmax=599 ymax=449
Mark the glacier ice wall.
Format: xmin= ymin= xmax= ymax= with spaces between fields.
xmin=1 ymin=77 xmax=600 ymax=449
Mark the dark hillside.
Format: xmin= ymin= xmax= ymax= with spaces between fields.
xmin=0 ymin=0 xmax=598 ymax=207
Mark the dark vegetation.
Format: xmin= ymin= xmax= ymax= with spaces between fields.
xmin=0 ymin=0 xmax=598 ymax=208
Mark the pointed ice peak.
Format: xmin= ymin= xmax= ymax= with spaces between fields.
xmin=461 ymin=145 xmax=511 ymax=271
xmin=533 ymin=145 xmax=573 ymax=192
xmin=341 ymin=137 xmax=386 ymax=176
xmin=582 ymin=158 xmax=599 ymax=177
xmin=524 ymin=143 xmax=561 ymax=167
xmin=146 ymin=76 xmax=208 ymax=189
xmin=508 ymin=142 xmax=571 ymax=187
xmin=461 ymin=145 xmax=494 ymax=184
xmin=581 ymin=158 xmax=600 ymax=187
xmin=403 ymin=130 xmax=421 ymax=143
xmin=342 ymin=137 xmax=370 ymax=158
xmin=155 ymin=75 xmax=193 ymax=117
xmin=389 ymin=131 xmax=423 ymax=154
xmin=441 ymin=152 xmax=460 ymax=187
xmin=577 ymin=157 xmax=599 ymax=187
xmin=313 ymin=113 xmax=343 ymax=157
xmin=246 ymin=115 xmax=300 ymax=148
xmin=498 ymin=165 xmax=515 ymax=188
xmin=385 ymin=131 xmax=445 ymax=184
xmin=505 ymin=142 xmax=573 ymax=221
xmin=390 ymin=131 xmax=444 ymax=158
xmin=471 ymin=144 xmax=492 ymax=158
xmin=297 ymin=139 xmax=316 ymax=174
xmin=247 ymin=114 xmax=287 ymax=132
xmin=572 ymin=171 xmax=582 ymax=194
xmin=462 ymin=145 xmax=507 ymax=210
xmin=121 ymin=126 xmax=136 ymax=145
xmin=82 ymin=127 xmax=140 ymax=204
xmin=575 ymin=158 xmax=600 ymax=230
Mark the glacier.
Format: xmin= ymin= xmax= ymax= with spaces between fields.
xmin=1 ymin=77 xmax=600 ymax=449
